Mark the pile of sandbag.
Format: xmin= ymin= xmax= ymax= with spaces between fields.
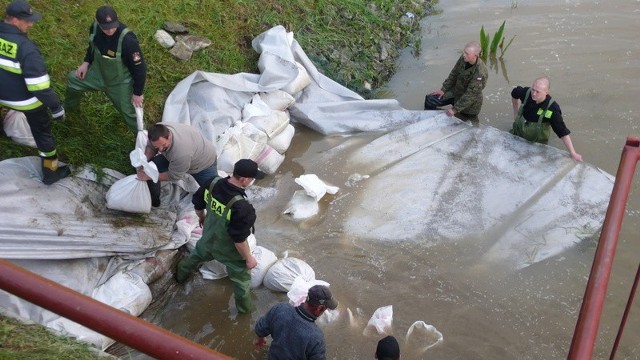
xmin=182 ymin=214 xmax=331 ymax=299
xmin=217 ymin=91 xmax=297 ymax=175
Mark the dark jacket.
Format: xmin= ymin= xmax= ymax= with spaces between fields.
xmin=255 ymin=303 xmax=327 ymax=360
xmin=84 ymin=23 xmax=146 ymax=95
xmin=0 ymin=22 xmax=62 ymax=112
xmin=192 ymin=176 xmax=256 ymax=242
xmin=441 ymin=56 xmax=488 ymax=115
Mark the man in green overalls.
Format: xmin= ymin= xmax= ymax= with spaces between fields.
xmin=64 ymin=6 xmax=146 ymax=133
xmin=510 ymin=76 xmax=582 ymax=161
xmin=176 ymin=159 xmax=265 ymax=314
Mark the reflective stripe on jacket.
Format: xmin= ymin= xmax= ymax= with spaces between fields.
xmin=0 ymin=22 xmax=60 ymax=112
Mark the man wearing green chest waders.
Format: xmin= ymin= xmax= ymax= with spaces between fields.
xmin=64 ymin=6 xmax=146 ymax=133
xmin=510 ymin=76 xmax=583 ymax=161
xmin=175 ymin=159 xmax=266 ymax=314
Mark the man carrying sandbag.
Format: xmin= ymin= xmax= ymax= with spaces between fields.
xmin=136 ymin=123 xmax=217 ymax=206
xmin=175 ymin=159 xmax=265 ymax=314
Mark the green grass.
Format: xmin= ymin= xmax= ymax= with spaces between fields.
xmin=0 ymin=314 xmax=105 ymax=359
xmin=1 ymin=0 xmax=436 ymax=175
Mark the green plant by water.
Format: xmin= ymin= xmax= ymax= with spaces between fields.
xmin=479 ymin=20 xmax=515 ymax=59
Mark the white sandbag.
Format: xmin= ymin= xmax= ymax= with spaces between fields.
xmin=268 ymin=124 xmax=295 ymax=154
xmin=247 ymin=233 xmax=257 ymax=251
xmin=242 ymin=94 xmax=271 ymax=120
xmin=252 ymin=145 xmax=284 ymax=174
xmin=405 ymin=321 xmax=444 ymax=354
xmin=92 ymin=272 xmax=152 ymax=315
xmin=363 ymin=305 xmax=393 ymax=336
xmin=282 ymin=61 xmax=312 ymax=95
xmin=217 ymin=124 xmax=266 ymax=174
xmin=250 ymin=245 xmax=278 ymax=288
xmin=200 ymin=259 xmax=228 ymax=280
xmin=287 ymin=276 xmax=330 ymax=306
xmin=48 ymin=272 xmax=152 ymax=351
xmin=263 ymin=257 xmax=316 ymax=292
xmin=2 ymin=110 xmax=36 ymax=147
xmin=135 ymin=130 xmax=148 ymax=153
xmin=283 ymin=190 xmax=319 ymax=220
xmin=129 ymin=148 xmax=159 ymax=183
xmin=199 ymin=235 xmax=264 ymax=282
xmin=106 ymin=175 xmax=152 ymax=214
xmin=246 ymin=109 xmax=290 ymax=139
xmin=259 ymin=90 xmax=295 ymax=110
xmin=295 ymin=174 xmax=339 ymax=201
xmin=241 ymin=121 xmax=268 ymax=145
xmin=135 ymin=106 xmax=145 ymax=132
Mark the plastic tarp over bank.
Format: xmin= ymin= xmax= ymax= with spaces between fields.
xmin=162 ymin=24 xmax=613 ymax=270
xmin=0 ymin=157 xmax=192 ymax=349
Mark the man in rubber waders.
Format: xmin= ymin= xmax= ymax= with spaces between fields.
xmin=65 ymin=6 xmax=146 ymax=133
xmin=510 ymin=76 xmax=582 ymax=161
xmin=0 ymin=0 xmax=69 ymax=184
xmin=424 ymin=41 xmax=488 ymax=121
xmin=175 ymin=159 xmax=265 ymax=314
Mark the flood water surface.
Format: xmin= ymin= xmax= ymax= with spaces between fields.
xmin=132 ymin=1 xmax=640 ymax=359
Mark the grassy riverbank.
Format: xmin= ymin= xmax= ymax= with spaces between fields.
xmin=1 ymin=0 xmax=437 ymax=174
xmin=1 ymin=0 xmax=437 ymax=358
xmin=0 ymin=314 xmax=111 ymax=359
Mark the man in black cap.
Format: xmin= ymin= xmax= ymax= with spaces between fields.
xmin=64 ymin=5 xmax=146 ymax=133
xmin=255 ymin=284 xmax=338 ymax=359
xmin=0 ymin=0 xmax=69 ymax=184
xmin=175 ymin=159 xmax=266 ymax=314
xmin=376 ymin=335 xmax=401 ymax=360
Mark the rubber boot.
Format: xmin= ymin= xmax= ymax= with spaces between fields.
xmin=147 ymin=180 xmax=161 ymax=207
xmin=42 ymin=157 xmax=70 ymax=185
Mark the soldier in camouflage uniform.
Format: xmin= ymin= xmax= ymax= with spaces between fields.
xmin=424 ymin=41 xmax=488 ymax=120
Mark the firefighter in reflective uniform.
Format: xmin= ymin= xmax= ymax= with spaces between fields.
xmin=65 ymin=6 xmax=146 ymax=133
xmin=176 ymin=159 xmax=266 ymax=314
xmin=0 ymin=1 xmax=69 ymax=184
xmin=510 ymin=76 xmax=582 ymax=161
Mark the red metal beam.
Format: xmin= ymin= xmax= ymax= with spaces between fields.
xmin=568 ymin=137 xmax=640 ymax=359
xmin=0 ymin=259 xmax=232 ymax=360
xmin=609 ymin=263 xmax=640 ymax=360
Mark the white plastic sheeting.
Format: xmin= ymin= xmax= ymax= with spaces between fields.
xmin=0 ymin=157 xmax=189 ymax=349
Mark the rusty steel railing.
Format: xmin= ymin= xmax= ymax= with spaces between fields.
xmin=0 ymin=259 xmax=232 ymax=360
xmin=568 ymin=136 xmax=640 ymax=359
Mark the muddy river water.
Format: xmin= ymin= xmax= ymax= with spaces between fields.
xmin=129 ymin=1 xmax=640 ymax=359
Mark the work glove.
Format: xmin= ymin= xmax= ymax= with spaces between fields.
xmin=51 ymin=106 xmax=65 ymax=121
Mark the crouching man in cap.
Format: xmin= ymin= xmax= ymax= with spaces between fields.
xmin=175 ymin=159 xmax=265 ymax=314
xmin=0 ymin=0 xmax=69 ymax=184
xmin=255 ymin=285 xmax=338 ymax=359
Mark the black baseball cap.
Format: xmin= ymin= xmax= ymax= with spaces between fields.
xmin=95 ymin=6 xmax=119 ymax=30
xmin=6 ymin=0 xmax=41 ymax=22
xmin=233 ymin=159 xmax=266 ymax=179
xmin=306 ymin=285 xmax=338 ymax=310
